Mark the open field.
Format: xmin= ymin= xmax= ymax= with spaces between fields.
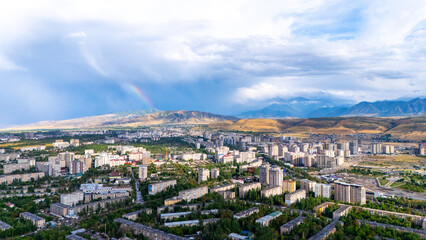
xmin=359 ymin=155 xmax=426 ymax=169
xmin=209 ymin=117 xmax=426 ymax=140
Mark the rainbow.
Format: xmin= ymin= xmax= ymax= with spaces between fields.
xmin=124 ymin=83 xmax=154 ymax=108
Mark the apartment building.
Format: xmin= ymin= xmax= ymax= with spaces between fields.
xmin=261 ymin=186 xmax=283 ymax=198
xmin=334 ymin=182 xmax=366 ymax=205
xmin=139 ymin=165 xmax=148 ymax=181
xmin=239 ymin=182 xmax=261 ymax=198
xmin=20 ymin=212 xmax=45 ymax=228
xmin=285 ymin=189 xmax=306 ymax=205
xmin=282 ymin=180 xmax=296 ymax=193
xmin=269 ymin=165 xmax=283 ymax=187
xmin=259 ymin=164 xmax=270 ymax=185
xmin=148 ymin=180 xmax=177 ymax=195
xmin=178 ymin=186 xmax=208 ymax=202
xmin=300 ymin=179 xmax=316 ymax=192
xmin=198 ymin=168 xmax=210 ymax=183
xmin=315 ymin=183 xmax=332 ymax=199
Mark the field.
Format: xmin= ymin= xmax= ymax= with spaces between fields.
xmin=209 ymin=117 xmax=426 ymax=140
xmin=360 ymin=155 xmax=426 ymax=169
xmin=379 ymin=178 xmax=389 ymax=186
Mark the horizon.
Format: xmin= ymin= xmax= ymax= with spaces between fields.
xmin=1 ymin=1 xmax=426 ymax=127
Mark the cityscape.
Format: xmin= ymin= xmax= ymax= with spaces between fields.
xmin=0 ymin=128 xmax=424 ymax=239
xmin=1 ymin=1 xmax=426 ymax=240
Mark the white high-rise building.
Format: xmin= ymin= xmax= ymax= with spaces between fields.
xmin=198 ymin=168 xmax=210 ymax=183
xmin=315 ymin=183 xmax=332 ymax=198
xmin=139 ymin=165 xmax=148 ymax=181
xmin=269 ymin=165 xmax=283 ymax=187
xmin=259 ymin=164 xmax=270 ymax=185
xmin=210 ymin=168 xmax=220 ymax=179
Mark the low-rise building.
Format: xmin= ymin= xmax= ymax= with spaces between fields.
xmin=122 ymin=209 xmax=153 ymax=221
xmin=61 ymin=191 xmax=84 ymax=207
xmin=313 ymin=202 xmax=334 ymax=215
xmin=239 ymin=182 xmax=261 ymax=198
xmin=3 ymin=162 xmax=31 ymax=174
xmin=233 ymin=207 xmax=259 ymax=219
xmin=164 ymin=196 xmax=183 ymax=206
xmin=210 ymin=183 xmax=235 ymax=193
xmin=0 ymin=220 xmax=12 ymax=231
xmin=280 ymin=216 xmax=305 ymax=234
xmin=285 ymin=189 xmax=306 ymax=205
xmin=114 ymin=218 xmax=186 ymax=240
xmin=218 ymin=190 xmax=235 ymax=200
xmin=255 ymin=211 xmax=282 ymax=227
xmin=20 ymin=212 xmax=45 ymax=228
xmin=0 ymin=172 xmax=45 ymax=184
xmin=178 ymin=186 xmax=208 ymax=202
xmin=333 ymin=205 xmax=352 ymax=220
xmin=149 ymin=180 xmax=177 ymax=195
xmin=261 ymin=186 xmax=283 ymax=198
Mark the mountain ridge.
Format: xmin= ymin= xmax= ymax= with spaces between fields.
xmin=238 ymin=98 xmax=426 ymax=118
xmin=2 ymin=110 xmax=238 ymax=131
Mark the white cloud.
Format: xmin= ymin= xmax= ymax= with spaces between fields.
xmin=68 ymin=31 xmax=87 ymax=38
xmin=0 ymin=0 xmax=426 ymax=120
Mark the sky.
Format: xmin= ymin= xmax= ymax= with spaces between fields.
xmin=1 ymin=0 xmax=426 ymax=127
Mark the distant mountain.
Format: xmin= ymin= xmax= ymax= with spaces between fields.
xmin=342 ymin=98 xmax=426 ymax=117
xmin=238 ymin=98 xmax=426 ymax=118
xmin=3 ymin=110 xmax=238 ymax=131
xmin=209 ymin=116 xmax=426 ymax=141
xmin=238 ymin=97 xmax=345 ymax=118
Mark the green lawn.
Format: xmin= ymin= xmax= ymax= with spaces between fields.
xmin=379 ymin=178 xmax=389 ymax=186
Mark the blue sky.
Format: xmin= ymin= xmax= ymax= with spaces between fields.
xmin=1 ymin=0 xmax=426 ymax=127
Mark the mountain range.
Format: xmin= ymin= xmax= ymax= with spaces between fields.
xmin=3 ymin=110 xmax=238 ymax=131
xmin=238 ymin=98 xmax=426 ymax=118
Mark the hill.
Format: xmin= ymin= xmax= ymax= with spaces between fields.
xmin=3 ymin=110 xmax=238 ymax=131
xmin=238 ymin=98 xmax=426 ymax=118
xmin=209 ymin=117 xmax=426 ymax=140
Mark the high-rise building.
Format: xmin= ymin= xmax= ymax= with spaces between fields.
xmin=349 ymin=141 xmax=358 ymax=155
xmin=69 ymin=160 xmax=85 ymax=175
xmin=268 ymin=144 xmax=279 ymax=158
xmin=259 ymin=164 xmax=270 ymax=185
xmin=282 ymin=180 xmax=296 ymax=193
xmin=334 ymin=182 xmax=365 ymax=204
xmin=371 ymin=143 xmax=382 ymax=154
xmin=139 ymin=165 xmax=148 ymax=181
xmin=59 ymin=152 xmax=75 ymax=168
xmin=303 ymin=155 xmax=315 ymax=167
xmin=269 ymin=165 xmax=283 ymax=187
xmin=382 ymin=145 xmax=395 ymax=154
xmin=315 ymin=183 xmax=331 ymax=198
xmin=210 ymin=168 xmax=220 ymax=179
xmin=300 ymin=179 xmax=316 ymax=192
xmin=198 ymin=168 xmax=210 ymax=183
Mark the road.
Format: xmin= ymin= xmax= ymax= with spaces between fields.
xmin=131 ymin=170 xmax=144 ymax=204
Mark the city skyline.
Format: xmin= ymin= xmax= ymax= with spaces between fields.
xmin=1 ymin=0 xmax=426 ymax=127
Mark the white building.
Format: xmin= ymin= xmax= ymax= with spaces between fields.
xmin=139 ymin=165 xmax=148 ymax=181
xmin=315 ymin=183 xmax=332 ymax=199
xmin=61 ymin=191 xmax=84 ymax=207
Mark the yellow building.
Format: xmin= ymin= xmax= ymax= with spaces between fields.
xmin=282 ymin=180 xmax=296 ymax=193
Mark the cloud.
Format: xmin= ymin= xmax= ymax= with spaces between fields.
xmin=0 ymin=0 xmax=426 ymax=125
